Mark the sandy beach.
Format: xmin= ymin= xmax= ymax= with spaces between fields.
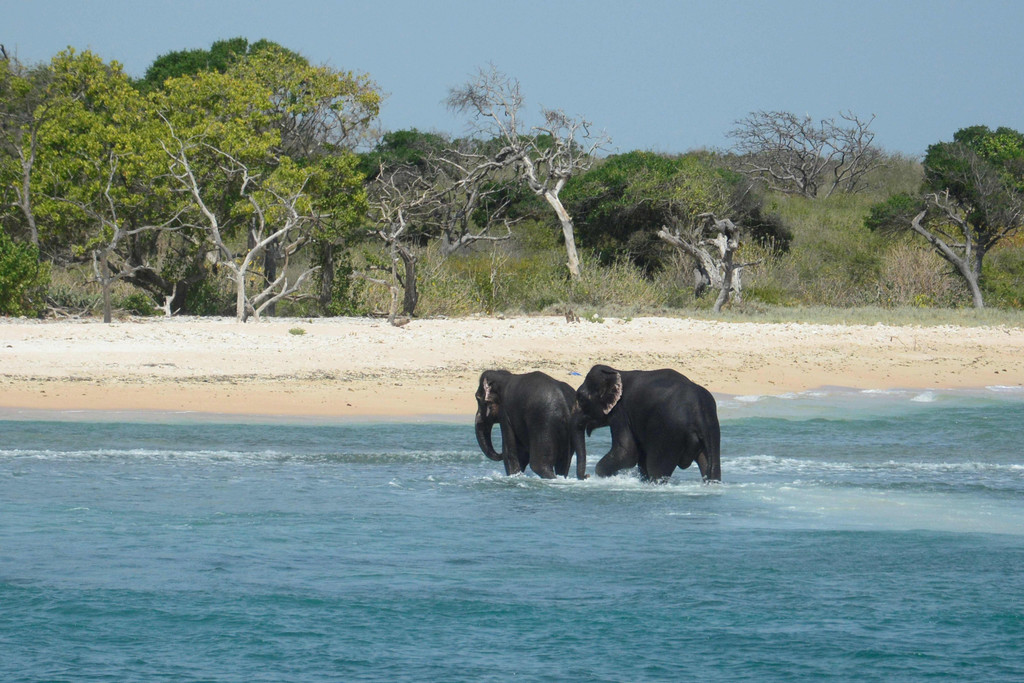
xmin=1 ymin=315 xmax=1023 ymax=420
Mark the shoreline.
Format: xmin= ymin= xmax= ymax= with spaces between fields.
xmin=2 ymin=315 xmax=1023 ymax=420
xmin=2 ymin=384 xmax=1023 ymax=425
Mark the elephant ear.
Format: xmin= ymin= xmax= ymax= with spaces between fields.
xmin=596 ymin=367 xmax=622 ymax=415
xmin=482 ymin=378 xmax=497 ymax=404
xmin=480 ymin=372 xmax=502 ymax=410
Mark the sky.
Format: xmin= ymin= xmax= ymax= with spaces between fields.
xmin=4 ymin=0 xmax=1024 ymax=156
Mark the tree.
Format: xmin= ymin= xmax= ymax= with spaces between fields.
xmin=446 ymin=66 xmax=608 ymax=279
xmin=225 ymin=43 xmax=379 ymax=315
xmin=362 ymin=144 xmax=515 ymax=323
xmin=0 ymin=46 xmax=55 ymax=246
xmin=0 ymin=227 xmax=48 ymax=316
xmin=362 ymin=163 xmax=430 ymax=324
xmin=135 ymin=37 xmax=292 ymax=92
xmin=566 ymin=151 xmax=728 ymax=270
xmin=151 ymin=45 xmax=378 ymax=319
xmin=729 ymin=110 xmax=883 ymax=198
xmin=866 ymin=126 xmax=1024 ymax=308
xmin=565 ymin=150 xmax=788 ymax=303
xmin=163 ymin=127 xmax=322 ymax=321
xmin=359 ymin=128 xmax=451 ymax=179
xmin=32 ymin=49 xmax=174 ymax=322
xmin=657 ymin=213 xmax=752 ymax=312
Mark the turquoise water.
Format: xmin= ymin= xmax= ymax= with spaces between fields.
xmin=2 ymin=388 xmax=1023 ymax=681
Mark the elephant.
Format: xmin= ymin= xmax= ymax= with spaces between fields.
xmin=475 ymin=369 xmax=584 ymax=479
xmin=571 ymin=365 xmax=721 ymax=482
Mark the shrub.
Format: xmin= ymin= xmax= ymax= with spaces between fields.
xmin=879 ymin=242 xmax=965 ymax=307
xmin=117 ymin=291 xmax=158 ymax=316
xmin=982 ymin=245 xmax=1024 ymax=308
xmin=184 ymin=278 xmax=232 ymax=316
xmin=0 ymin=231 xmax=49 ymax=317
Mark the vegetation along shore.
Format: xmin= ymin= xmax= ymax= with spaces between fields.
xmin=2 ymin=39 xmax=1023 ymax=419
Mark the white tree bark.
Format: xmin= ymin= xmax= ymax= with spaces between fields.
xmin=162 ymin=129 xmax=319 ymax=322
xmin=447 ymin=67 xmax=609 ymax=280
xmin=657 ymin=214 xmax=752 ymax=313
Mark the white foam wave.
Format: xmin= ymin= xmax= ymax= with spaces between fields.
xmin=728 ymin=454 xmax=1024 ymax=476
xmin=473 ymin=470 xmax=721 ymax=494
xmin=0 ymin=447 xmax=478 ymax=464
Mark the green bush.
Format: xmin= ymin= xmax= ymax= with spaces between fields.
xmin=0 ymin=231 xmax=50 ymax=317
xmin=117 ymin=291 xmax=158 ymax=316
xmin=982 ymin=246 xmax=1024 ymax=308
xmin=184 ymin=278 xmax=232 ymax=316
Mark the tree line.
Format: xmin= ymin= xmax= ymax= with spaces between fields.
xmin=2 ymin=39 xmax=1022 ymax=322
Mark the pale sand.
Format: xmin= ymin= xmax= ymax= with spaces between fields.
xmin=1 ymin=316 xmax=1023 ymax=420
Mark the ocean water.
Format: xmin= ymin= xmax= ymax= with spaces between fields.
xmin=1 ymin=388 xmax=1023 ymax=682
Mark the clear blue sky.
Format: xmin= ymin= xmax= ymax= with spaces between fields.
xmin=5 ymin=0 xmax=1023 ymax=156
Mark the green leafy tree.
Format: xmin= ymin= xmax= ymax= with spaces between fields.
xmin=0 ymin=227 xmax=48 ymax=316
xmin=867 ymin=126 xmax=1024 ymax=308
xmin=359 ymin=128 xmax=451 ymax=179
xmin=0 ymin=48 xmax=56 ymax=246
xmin=135 ymin=37 xmax=296 ymax=92
xmin=565 ymin=151 xmax=789 ymax=271
xmin=305 ymin=152 xmax=368 ymax=315
xmin=154 ymin=46 xmax=378 ymax=320
xmin=31 ymin=48 xmax=175 ymax=321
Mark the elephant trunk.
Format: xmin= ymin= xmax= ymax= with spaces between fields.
xmin=475 ymin=412 xmax=502 ymax=461
xmin=571 ymin=411 xmax=588 ymax=479
xmin=698 ymin=430 xmax=722 ymax=483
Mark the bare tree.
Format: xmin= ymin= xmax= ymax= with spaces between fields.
xmin=162 ymin=128 xmax=320 ymax=322
xmin=729 ymin=110 xmax=883 ymax=199
xmin=447 ymin=66 xmax=609 ymax=279
xmin=657 ymin=213 xmax=757 ymax=313
xmin=430 ymin=143 xmax=516 ymax=257
xmin=362 ymin=164 xmax=430 ymax=324
xmin=361 ymin=130 xmax=524 ymax=325
xmin=362 ymin=151 xmax=515 ymax=325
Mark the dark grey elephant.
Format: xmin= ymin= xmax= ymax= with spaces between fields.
xmin=572 ymin=365 xmax=721 ymax=482
xmin=475 ymin=369 xmax=584 ymax=479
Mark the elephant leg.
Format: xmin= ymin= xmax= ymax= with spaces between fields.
xmin=641 ymin=452 xmax=676 ymax=483
xmin=500 ymin=424 xmax=524 ymax=476
xmin=531 ymin=460 xmax=557 ymax=479
xmin=595 ymin=431 xmax=640 ymax=477
xmin=527 ymin=441 xmax=558 ymax=479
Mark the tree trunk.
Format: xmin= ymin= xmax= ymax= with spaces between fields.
xmin=100 ymin=250 xmax=112 ymax=324
xmin=317 ymin=241 xmax=336 ymax=312
xmin=958 ymin=258 xmax=985 ymax=309
xmin=263 ymin=238 xmax=278 ymax=316
xmin=235 ymin=271 xmax=247 ymax=322
xmin=713 ymin=231 xmax=737 ymax=313
xmin=713 ymin=265 xmax=732 ymax=313
xmin=19 ymin=150 xmax=39 ymax=247
xmin=543 ymin=190 xmax=581 ymax=279
xmin=397 ymin=245 xmax=418 ymax=316
xmin=910 ymin=209 xmax=986 ymax=309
